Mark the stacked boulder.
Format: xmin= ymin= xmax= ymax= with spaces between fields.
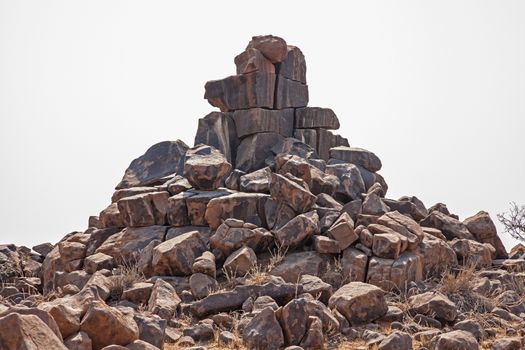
xmin=0 ymin=35 xmax=521 ymax=350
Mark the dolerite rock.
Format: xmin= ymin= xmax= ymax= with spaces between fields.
xmin=449 ymin=239 xmax=494 ymax=268
xmin=270 ymin=173 xmax=316 ymax=214
xmin=240 ymin=167 xmax=273 ymax=193
xmin=0 ymin=307 xmax=63 ymax=340
xmin=295 ymin=107 xmax=340 ymax=130
xmin=326 ymin=163 xmax=366 ymax=201
xmin=280 ymin=298 xmax=308 ymax=346
xmin=117 ymin=191 xmax=169 ymax=227
xmin=194 ymin=112 xmax=238 ymax=164
xmin=367 ymin=252 xmax=423 ymax=291
xmin=329 ymin=146 xmax=382 ymax=172
xmin=205 ymin=192 xmax=268 ymax=230
xmin=0 ymin=313 xmax=67 ymax=350
xmin=152 ymin=231 xmax=207 ymax=276
xmin=431 ymin=330 xmax=479 ymax=350
xmin=233 ymin=108 xmax=294 ymax=138
xmin=205 ymin=72 xmax=276 ymax=111
xmin=408 ymin=291 xmax=457 ymax=323
xmin=147 ymin=279 xmax=181 ymax=321
xmin=279 ymin=45 xmax=307 ymax=83
xmin=274 ymin=211 xmax=319 ymax=248
xmin=184 ymin=144 xmax=231 ymax=190
xmin=243 ymin=307 xmax=284 ymax=350
xmin=235 ymin=48 xmax=276 ymax=75
xmin=80 ymin=301 xmax=139 ymax=350
xmin=275 ymin=75 xmax=309 ymax=109
xmin=236 ymin=132 xmax=285 ymax=172
xmin=209 ymin=219 xmax=273 ymax=256
xmin=270 ymin=251 xmax=326 ymax=283
xmin=420 ymin=211 xmax=474 ymax=240
xmin=463 ymin=211 xmax=508 ymax=259
xmin=64 ymin=331 xmax=92 ymax=350
xmin=116 ymin=140 xmax=188 ymax=189
xmin=417 ymin=234 xmax=458 ymax=277
xmin=341 ymin=247 xmax=368 ymax=282
xmin=328 ymin=282 xmax=388 ymax=325
xmin=223 ymin=246 xmax=257 ymax=277
xmin=246 ymin=35 xmax=288 ymax=63
xmin=327 ymin=212 xmax=358 ymax=250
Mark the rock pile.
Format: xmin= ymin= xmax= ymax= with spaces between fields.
xmin=1 ymin=35 xmax=523 ymax=350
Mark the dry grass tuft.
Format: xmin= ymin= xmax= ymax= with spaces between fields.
xmin=108 ymin=257 xmax=145 ymax=300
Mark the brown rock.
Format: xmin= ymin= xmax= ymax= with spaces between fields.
xmin=233 ymin=108 xmax=294 ymax=138
xmin=204 ymin=72 xmax=276 ymax=111
xmin=421 ymin=211 xmax=474 ymax=240
xmin=463 ymin=211 xmax=508 ymax=259
xmin=342 ymin=247 xmax=368 ymax=283
xmin=0 ymin=307 xmax=62 ymax=340
xmin=280 ymin=298 xmax=308 ymax=346
xmin=295 ymin=107 xmax=340 ymax=130
xmin=247 ymin=35 xmax=288 ymax=63
xmin=408 ymin=291 xmax=457 ymax=322
xmin=327 ymin=212 xmax=358 ymax=250
xmin=367 ymin=253 xmax=423 ymax=291
xmin=275 ymin=75 xmax=309 ymax=109
xmin=165 ymin=175 xmax=193 ymax=196
xmin=328 ymin=282 xmax=388 ymax=325
xmin=184 ymin=144 xmax=231 ymax=191
xmin=417 ymin=234 xmax=458 ymax=277
xmin=64 ymin=331 xmax=92 ymax=350
xmin=300 ymin=316 xmax=325 ymax=350
xmin=325 ymin=163 xmax=366 ymax=201
xmin=122 ymin=282 xmax=154 ymax=305
xmin=274 ymin=211 xmax=319 ymax=248
xmin=243 ymin=307 xmax=284 ymax=350
xmin=235 ymin=47 xmax=276 ymax=75
xmin=32 ymin=242 xmax=54 ymax=257
xmin=210 ymin=221 xmax=273 ymax=256
xmin=194 ymin=111 xmax=238 ymax=164
xmin=450 ymin=239 xmax=494 ymax=268
xmin=491 ymin=338 xmax=522 ymax=350
xmin=329 ymin=146 xmax=382 ymax=172
xmin=223 ymin=246 xmax=257 ymax=277
xmin=294 ymin=128 xmax=317 ymax=151
xmin=152 ymin=231 xmax=207 ymax=276
xmin=270 ymin=173 xmax=316 ymax=214
xmin=373 ymin=233 xmax=403 ymax=259
xmin=147 ymin=279 xmax=181 ymax=321
xmin=98 ymin=203 xmax=125 ymax=228
xmin=0 ymin=313 xmax=67 ymax=350
xmin=116 ymin=140 xmax=188 ymax=189
xmin=205 ymin=192 xmax=269 ymax=230
xmin=362 ymin=192 xmax=390 ymax=215
xmin=300 ymin=275 xmax=333 ymax=304
xmin=186 ymin=190 xmax=231 ymax=226
xmin=378 ymin=211 xmax=425 ymax=250
xmin=240 ymin=167 xmax=273 ymax=193
xmin=189 ymin=273 xmax=218 ymax=299
xmin=111 ymin=187 xmax=158 ymax=203
xmin=431 ymin=330 xmax=479 ymax=350
xmin=166 ymin=192 xmax=192 ymax=227
xmin=279 ymin=45 xmax=307 ymax=83
xmin=80 ymin=301 xmax=139 ymax=350
xmin=271 ymin=251 xmax=325 ymax=283
xmin=378 ymin=331 xmax=413 ymax=350
xmin=84 ymin=252 xmax=115 ymax=274
xmin=38 ymin=301 xmax=81 ymax=339
xmin=313 ymin=235 xmax=341 ymax=254
xmin=192 ymin=251 xmax=216 ymax=278
xmin=96 ymin=226 xmax=166 ymax=264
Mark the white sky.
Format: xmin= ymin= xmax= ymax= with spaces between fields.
xmin=1 ymin=1 xmax=524 ymax=251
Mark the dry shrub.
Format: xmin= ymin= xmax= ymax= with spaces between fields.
xmin=109 ymin=257 xmax=145 ymax=300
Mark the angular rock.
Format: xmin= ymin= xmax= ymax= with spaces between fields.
xmin=80 ymin=301 xmax=139 ymax=350
xmin=408 ymin=291 xmax=457 ymax=322
xmin=378 ymin=331 xmax=413 ymax=350
xmin=300 ymin=316 xmax=324 ymax=350
xmin=99 ymin=203 xmax=125 ymax=228
xmin=240 ymin=167 xmax=273 ymax=193
xmin=342 ymin=247 xmax=368 ymax=283
xmin=247 ymin=35 xmax=288 ymax=63
xmin=270 ymin=173 xmax=316 ymax=214
xmin=294 ymin=128 xmax=317 ymax=151
xmin=243 ymin=307 xmax=284 ymax=350
xmin=165 ymin=175 xmax=192 ymax=196
xmin=204 ymin=72 xmax=276 ymax=111
xmin=192 ymin=251 xmax=216 ymax=278
xmin=117 ymin=191 xmax=169 ymax=227
xmin=116 ymin=140 xmax=188 ymax=189
xmin=326 ymin=212 xmax=358 ymax=250
xmin=133 ymin=313 xmax=166 ymax=349
xmin=450 ymin=239 xmax=493 ymax=268
xmin=367 ymin=253 xmax=423 ymax=291
xmin=300 ymin=275 xmax=333 ymax=304
xmin=417 ymin=234 xmax=458 ymax=277
xmin=189 ymin=281 xmax=301 ymax=318
xmin=421 ymin=211 xmax=474 ymax=240
xmin=166 ymin=192 xmax=192 ymax=227
xmin=84 ymin=252 xmax=115 ymax=274
xmin=325 ymin=163 xmax=366 ymax=201
xmin=328 ymin=282 xmax=388 ymax=325
xmin=236 ymin=132 xmax=285 ymax=172
xmin=189 ymin=273 xmax=218 ymax=299
xmin=373 ymin=233 xmax=403 ymax=259
xmin=64 ymin=331 xmax=92 ymax=350
xmin=223 ymin=246 xmax=257 ymax=277
xmin=0 ymin=313 xmax=67 ymax=350
xmin=431 ymin=330 xmax=479 ymax=350
xmin=329 ymin=146 xmax=382 ymax=172
xmin=295 ymin=107 xmax=340 ymax=130
xmin=313 ymin=235 xmax=341 ymax=254
xmin=280 ymin=298 xmax=308 ymax=346
xmin=147 ymin=279 xmax=181 ymax=321
xmin=235 ymin=47 xmax=275 ymax=75
xmin=274 ymin=211 xmax=319 ymax=248
xmin=152 ymin=231 xmax=207 ymax=276
xmin=205 ymin=192 xmax=268 ymax=230
xmin=271 ymin=251 xmax=325 ymax=283
xmin=378 ymin=211 xmax=425 ymax=250
xmin=279 ymin=45 xmax=307 ymax=83
xmin=0 ymin=306 xmax=62 ymax=340
xmin=463 ymin=211 xmax=508 ymax=259
xmin=275 ymin=75 xmax=309 ymax=109
xmin=210 ymin=221 xmax=273 ymax=256
xmin=111 ymin=187 xmax=158 ymax=203
xmin=194 ymin=112 xmax=238 ymax=164
xmin=32 ymin=242 xmax=54 ymax=257
xmin=122 ymin=282 xmax=154 ymax=305
xmin=186 ymin=189 xmax=230 ymax=226
xmin=184 ymin=144 xmax=231 ymax=191
xmin=233 ymin=108 xmax=294 ymax=138
xmin=491 ymin=338 xmax=522 ymax=350
xmin=453 ymin=319 xmax=484 ymax=341
xmin=362 ymin=192 xmax=390 ymax=215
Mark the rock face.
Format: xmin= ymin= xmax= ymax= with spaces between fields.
xmin=2 ymin=34 xmax=513 ymax=350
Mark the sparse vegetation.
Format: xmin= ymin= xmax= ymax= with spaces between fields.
xmin=498 ymin=202 xmax=525 ymax=242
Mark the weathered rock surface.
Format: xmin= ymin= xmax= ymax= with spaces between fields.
xmin=184 ymin=144 xmax=231 ymax=190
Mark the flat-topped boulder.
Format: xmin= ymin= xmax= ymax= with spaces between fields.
xmin=295 ymin=107 xmax=340 ymax=130
xmin=184 ymin=144 xmax=231 ymax=191
xmin=329 ymin=146 xmax=382 ymax=172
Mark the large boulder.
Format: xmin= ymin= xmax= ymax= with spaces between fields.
xmin=417 ymin=234 xmax=458 ymax=277
xmin=205 ymin=192 xmax=269 ymax=230
xmin=431 ymin=330 xmax=479 ymax=350
xmin=235 ymin=47 xmax=275 ymax=75
xmin=329 ymin=146 xmax=382 ymax=172
xmin=204 ymin=72 xmax=276 ymax=111
xmin=0 ymin=313 xmax=67 ymax=350
xmin=328 ymin=282 xmax=388 ymax=325
xmin=295 ymin=107 xmax=340 ymax=130
xmin=209 ymin=220 xmax=273 ymax=256
xmin=246 ymin=35 xmax=288 ymax=63
xmin=367 ymin=253 xmax=423 ymax=291
xmin=116 ymin=140 xmax=188 ymax=189
xmin=80 ymin=301 xmax=139 ymax=350
xmin=279 ymin=45 xmax=307 ymax=83
xmin=194 ymin=111 xmax=238 ymax=164
xmin=463 ymin=211 xmax=508 ymax=259
xmin=273 ymin=211 xmax=319 ymax=248
xmin=421 ymin=211 xmax=474 ymax=240
xmin=117 ymin=191 xmax=169 ymax=227
xmin=152 ymin=231 xmax=208 ymax=276
xmin=449 ymin=239 xmax=494 ymax=268
xmin=275 ymin=75 xmax=309 ymax=109
xmin=147 ymin=279 xmax=181 ymax=321
xmin=243 ymin=307 xmax=284 ymax=350
xmin=342 ymin=247 xmax=368 ymax=282
xmin=269 ymin=173 xmax=316 ymax=214
xmin=184 ymin=144 xmax=231 ymax=191
xmin=223 ymin=246 xmax=257 ymax=277
xmin=270 ymin=251 xmax=326 ymax=283
xmin=236 ymin=132 xmax=285 ymax=172
xmin=325 ymin=163 xmax=366 ymax=201
xmin=408 ymin=291 xmax=457 ymax=323
xmin=233 ymin=108 xmax=294 ymax=138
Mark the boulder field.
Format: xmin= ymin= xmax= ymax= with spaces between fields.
xmin=1 ymin=35 xmax=523 ymax=350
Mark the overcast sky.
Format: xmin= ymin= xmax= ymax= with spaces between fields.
xmin=1 ymin=1 xmax=524 ymax=251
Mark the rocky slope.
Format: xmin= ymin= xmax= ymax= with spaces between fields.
xmin=1 ymin=35 xmax=524 ymax=350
